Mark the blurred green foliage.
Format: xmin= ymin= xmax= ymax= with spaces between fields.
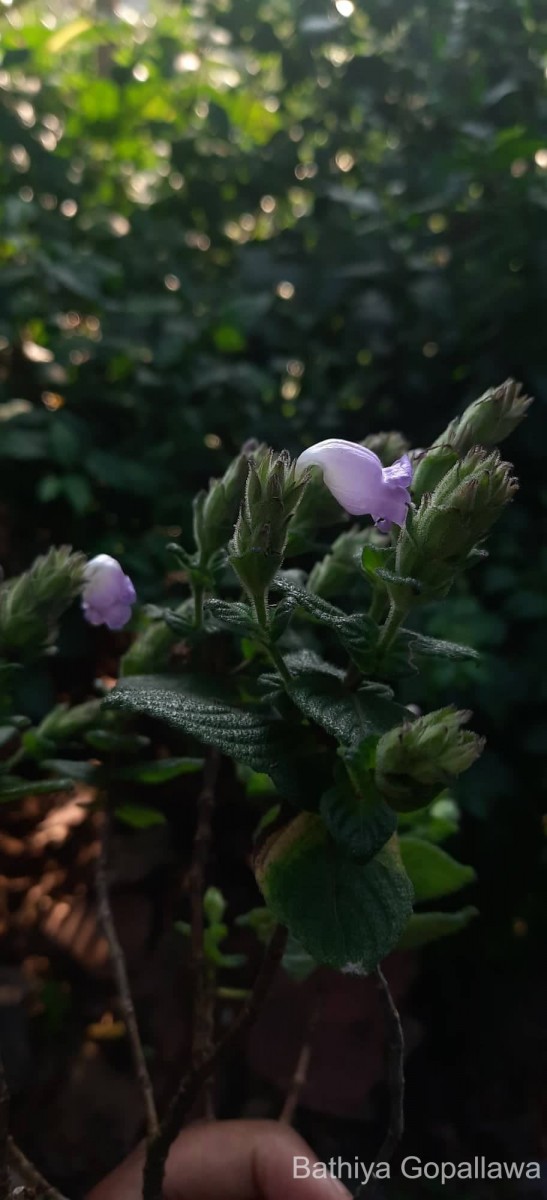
xmin=0 ymin=0 xmax=546 ymax=945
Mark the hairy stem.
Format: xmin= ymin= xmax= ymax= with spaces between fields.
xmin=192 ymin=580 xmax=204 ymax=630
xmin=143 ymin=924 xmax=288 ymax=1200
xmin=368 ymin=588 xmax=388 ymax=625
xmin=377 ymin=602 xmax=406 ymax=654
xmin=253 ymin=593 xmax=292 ymax=686
xmin=96 ymin=811 xmax=159 ymax=1140
xmin=189 ymin=749 xmax=220 ymax=1118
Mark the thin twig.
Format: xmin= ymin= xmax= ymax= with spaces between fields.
xmin=7 ymin=1139 xmax=69 ymax=1200
xmin=143 ymin=924 xmax=288 ymax=1200
xmin=355 ymin=966 xmax=405 ymax=1198
xmin=279 ymin=994 xmax=321 ymax=1125
xmin=96 ymin=810 xmax=159 ymax=1140
xmin=189 ymin=749 xmax=220 ymax=1117
xmin=0 ymin=1054 xmax=10 ymax=1200
xmin=279 ymin=1042 xmax=312 ymax=1125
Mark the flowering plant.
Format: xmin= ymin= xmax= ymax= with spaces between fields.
xmin=0 ymin=380 xmax=531 ymax=1198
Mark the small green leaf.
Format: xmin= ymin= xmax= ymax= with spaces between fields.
xmin=320 ymin=778 xmax=396 ymax=863
xmin=255 ymin=813 xmax=413 ymax=972
xmin=85 ymin=730 xmax=151 ymax=754
xmin=361 ymin=543 xmax=394 ymax=582
xmin=402 ymin=630 xmax=480 ymax=662
xmin=43 ymin=758 xmax=101 ymax=785
xmin=115 ymin=804 xmax=166 ymax=829
xmin=397 ymin=906 xmax=478 ymax=949
xmin=115 ymin=756 xmax=204 ymax=784
xmin=289 ymin=670 xmax=407 ymax=746
xmin=205 ymin=599 xmax=258 ymax=638
xmin=0 ymin=775 xmax=74 ymax=801
xmin=282 ymin=935 xmax=318 ymax=981
xmin=399 ymin=836 xmax=475 ymax=902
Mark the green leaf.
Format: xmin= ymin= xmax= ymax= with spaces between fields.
xmin=320 ymin=778 xmax=396 ymax=863
xmin=115 ymin=804 xmax=166 ymax=829
xmin=401 ymin=630 xmax=480 ymax=662
xmin=397 ymin=907 xmax=478 ymax=950
xmin=103 ymin=674 xmax=319 ymax=803
xmin=399 ymin=836 xmax=475 ymax=903
xmin=205 ymin=599 xmax=258 ymax=638
xmin=288 ymin=669 xmax=408 ymax=746
xmin=43 ymin=758 xmax=101 ymax=785
xmin=255 ymin=813 xmax=413 ymax=972
xmin=115 ymin=756 xmax=204 ymax=784
xmin=0 ymin=775 xmax=74 ymax=801
xmin=85 ymin=730 xmax=151 ymax=754
xmin=361 ymin=543 xmax=395 ymax=583
xmin=282 ymin=935 xmax=318 ymax=982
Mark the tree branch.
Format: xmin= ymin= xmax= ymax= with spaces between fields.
xmin=142 ymin=923 xmax=288 ymax=1200
xmin=7 ymin=1139 xmax=69 ymax=1200
xmin=96 ymin=811 xmax=159 ymax=1140
xmin=189 ymin=749 xmax=220 ymax=1118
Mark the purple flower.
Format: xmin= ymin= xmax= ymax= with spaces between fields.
xmin=82 ymin=554 xmax=136 ymax=630
xmin=296 ymin=439 xmax=413 ymax=531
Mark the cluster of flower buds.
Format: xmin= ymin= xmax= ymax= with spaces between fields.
xmin=396 ymin=447 xmax=518 ymax=599
xmin=0 ymin=546 xmax=86 ymax=660
xmin=436 ymin=378 xmax=532 ymax=456
xmin=229 ymin=449 xmax=310 ymax=600
xmin=375 ymin=707 xmax=484 ymax=811
xmin=412 ymin=379 xmax=531 ymax=500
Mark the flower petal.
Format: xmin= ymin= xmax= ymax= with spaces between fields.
xmin=296 ymin=439 xmax=384 ymax=516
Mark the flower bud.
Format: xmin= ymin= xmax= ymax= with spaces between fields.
xmin=307 ymin=527 xmax=376 ymax=599
xmin=296 ymin=439 xmax=413 ymax=531
xmin=0 ymin=546 xmax=86 ymax=660
xmin=436 ymin=379 xmax=532 ymax=456
xmin=82 ymin=554 xmax=136 ymax=631
xmin=120 ymin=598 xmax=193 ymax=676
xmin=397 ymin=448 xmax=518 ymax=597
xmin=229 ymin=450 xmax=309 ymax=599
xmin=361 ymin=430 xmax=410 ymax=467
xmin=193 ymin=449 xmax=254 ymax=563
xmin=376 ymin=708 xmax=484 ymax=811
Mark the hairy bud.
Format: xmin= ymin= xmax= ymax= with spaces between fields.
xmin=376 ymin=707 xmax=484 ymax=811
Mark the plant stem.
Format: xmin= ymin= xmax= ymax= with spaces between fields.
xmin=355 ymin=966 xmax=405 ymax=1198
xmin=368 ymin=589 xmax=387 ymax=625
xmin=143 ymin=924 xmax=288 ymax=1200
xmin=192 ymin=581 xmax=204 ymax=630
xmin=96 ymin=810 xmax=159 ymax=1140
xmin=0 ymin=1054 xmax=9 ymax=1200
xmin=189 ymin=749 xmax=220 ymax=1118
xmin=253 ymin=593 xmax=292 ymax=686
xmin=377 ymin=602 xmax=406 ymax=654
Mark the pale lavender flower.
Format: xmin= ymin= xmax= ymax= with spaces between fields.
xmin=296 ymin=439 xmax=413 ymax=531
xmin=82 ymin=554 xmax=136 ymax=630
